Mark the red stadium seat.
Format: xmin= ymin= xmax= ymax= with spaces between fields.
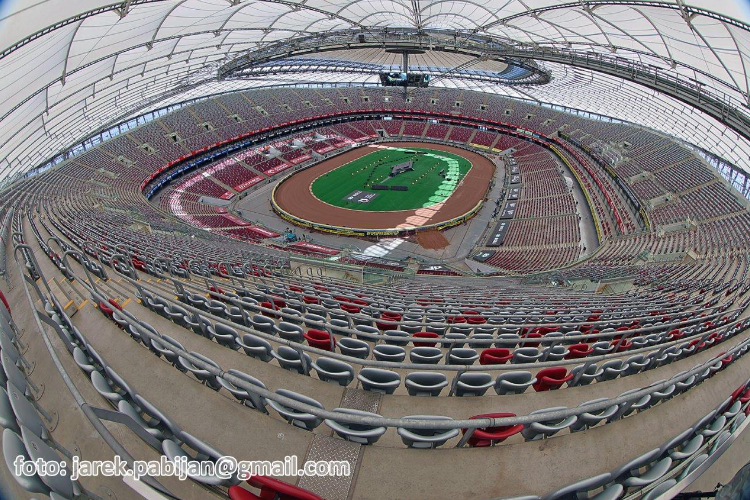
xmin=479 ymin=348 xmax=513 ymax=365
xmin=566 ymin=343 xmax=593 ymax=359
xmin=98 ymin=301 xmax=114 ymax=318
xmin=228 ymin=485 xmax=262 ymax=500
xmin=531 ymin=326 xmax=557 ymax=335
xmin=260 ymin=301 xmax=279 ymax=319
xmin=0 ymin=290 xmax=10 ymax=315
xmin=381 ymin=311 xmax=402 ymax=321
xmin=533 ymin=367 xmax=573 ymax=392
xmin=720 ymin=352 xmax=733 ymax=366
xmin=208 ymin=285 xmax=225 ymax=300
xmin=375 ymin=319 xmax=398 ymax=331
xmin=462 ymin=413 xmax=524 ymax=447
xmin=668 ymin=329 xmax=684 ymax=340
xmin=522 ymin=332 xmax=542 ymax=347
xmin=247 ymin=476 xmax=325 ymax=500
xmin=304 ymin=329 xmax=335 ymax=351
xmin=610 ymin=338 xmax=632 ymax=352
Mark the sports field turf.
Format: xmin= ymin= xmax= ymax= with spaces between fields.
xmin=310 ymin=146 xmax=472 ymax=211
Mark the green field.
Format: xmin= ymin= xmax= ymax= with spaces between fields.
xmin=311 ymin=146 xmax=472 ymax=211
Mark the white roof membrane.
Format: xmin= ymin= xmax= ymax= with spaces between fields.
xmin=0 ymin=0 xmax=749 ymax=181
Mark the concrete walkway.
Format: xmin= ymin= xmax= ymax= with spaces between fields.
xmin=558 ymin=159 xmax=600 ymax=259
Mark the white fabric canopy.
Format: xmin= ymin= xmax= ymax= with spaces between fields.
xmin=1 ymin=0 xmax=750 ymax=182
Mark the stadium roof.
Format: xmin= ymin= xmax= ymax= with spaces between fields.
xmin=2 ymin=0 xmax=750 ymax=183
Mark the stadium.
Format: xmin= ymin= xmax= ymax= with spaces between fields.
xmin=3 ymin=1 xmax=750 ymax=500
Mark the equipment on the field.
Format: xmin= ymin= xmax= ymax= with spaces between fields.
xmin=389 ymin=160 xmax=415 ymax=177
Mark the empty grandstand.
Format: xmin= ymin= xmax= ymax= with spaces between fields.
xmin=1 ymin=2 xmax=750 ymax=500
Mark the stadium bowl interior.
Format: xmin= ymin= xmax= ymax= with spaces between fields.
xmin=2 ymin=2 xmax=750 ymax=500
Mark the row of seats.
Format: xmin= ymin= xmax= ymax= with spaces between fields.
xmin=7 ymin=228 xmax=325 ymax=500
xmin=92 ymin=276 xmax=750 ymax=448
xmin=529 ymin=379 xmax=750 ymax=500
xmin=112 ymin=285 xmax=750 ymax=401
xmin=92 ymin=280 xmax=750 ymax=449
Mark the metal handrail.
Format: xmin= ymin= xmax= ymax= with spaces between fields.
xmin=11 ymin=240 xmax=176 ymax=498
xmin=116 ymin=270 xmax=744 ymax=373
xmin=46 ymin=236 xmax=750 ymax=432
xmin=145 ymin=257 xmax=726 ymax=329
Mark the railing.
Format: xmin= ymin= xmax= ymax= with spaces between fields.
xmin=9 ymin=200 xmax=750 ymax=499
xmin=14 ymin=228 xmax=750 ymax=500
xmin=10 ymin=229 xmax=178 ymax=498
xmin=34 ymin=237 xmax=750 ymax=441
xmin=0 ymin=207 xmax=12 ymax=279
xmin=65 ymin=237 xmax=747 ymax=377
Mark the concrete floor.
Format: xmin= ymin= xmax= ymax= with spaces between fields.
xmin=558 ymin=160 xmax=599 ymax=259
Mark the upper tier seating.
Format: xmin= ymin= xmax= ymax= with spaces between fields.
xmin=1 ymin=86 xmax=749 ymax=500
